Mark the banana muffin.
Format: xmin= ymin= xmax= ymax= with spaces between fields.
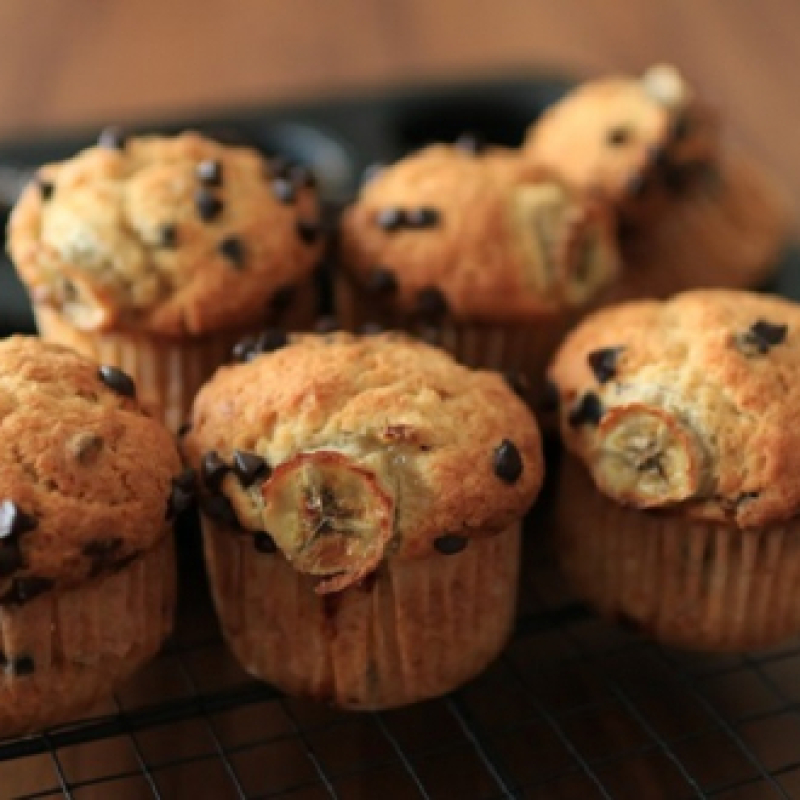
xmin=338 ymin=143 xmax=620 ymax=407
xmin=549 ymin=290 xmax=800 ymax=651
xmin=0 ymin=336 xmax=184 ymax=736
xmin=524 ymin=65 xmax=790 ymax=296
xmin=183 ymin=332 xmax=543 ymax=709
xmin=8 ymin=130 xmax=324 ymax=432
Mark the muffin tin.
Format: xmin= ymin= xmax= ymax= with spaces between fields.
xmin=2 ymin=74 xmax=800 ymax=800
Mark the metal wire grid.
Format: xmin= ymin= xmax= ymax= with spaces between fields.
xmin=4 ymin=533 xmax=800 ymax=799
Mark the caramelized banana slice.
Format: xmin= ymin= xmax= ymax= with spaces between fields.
xmin=261 ymin=451 xmax=394 ymax=594
xmin=593 ymin=404 xmax=709 ymax=507
xmin=511 ymin=182 xmax=619 ymax=305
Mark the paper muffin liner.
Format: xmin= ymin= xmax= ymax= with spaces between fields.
xmin=33 ymin=279 xmax=318 ymax=434
xmin=555 ymin=457 xmax=800 ymax=652
xmin=0 ymin=534 xmax=175 ymax=738
xmin=202 ymin=518 xmax=520 ymax=710
xmin=336 ymin=277 xmax=576 ymax=409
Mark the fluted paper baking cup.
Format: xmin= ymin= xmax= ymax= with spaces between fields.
xmin=202 ymin=518 xmax=520 ymax=710
xmin=0 ymin=534 xmax=175 ymax=737
xmin=555 ymin=457 xmax=800 ymax=652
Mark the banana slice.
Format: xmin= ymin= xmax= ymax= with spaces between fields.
xmin=640 ymin=64 xmax=690 ymax=111
xmin=510 ymin=182 xmax=619 ymax=305
xmin=593 ymin=404 xmax=709 ymax=507
xmin=261 ymin=451 xmax=394 ymax=594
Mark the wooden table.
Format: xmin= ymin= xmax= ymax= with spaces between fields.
xmin=0 ymin=0 xmax=799 ymax=213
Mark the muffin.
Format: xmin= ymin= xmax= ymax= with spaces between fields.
xmin=0 ymin=336 xmax=184 ymax=736
xmin=8 ymin=130 xmax=324 ymax=432
xmin=524 ymin=65 xmax=791 ymax=296
xmin=183 ymin=332 xmax=543 ymax=708
xmin=338 ymin=144 xmax=620 ymax=406
xmin=549 ymin=290 xmax=800 ymax=651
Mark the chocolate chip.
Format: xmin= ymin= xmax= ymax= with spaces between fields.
xmin=1 ymin=577 xmax=54 ymax=605
xmin=201 ymin=452 xmax=229 ymax=491
xmin=196 ymin=190 xmax=223 ymax=222
xmin=587 ymin=347 xmax=624 ymax=384
xmin=406 ymin=207 xmax=440 ymax=228
xmin=178 ymin=422 xmax=192 ymax=438
xmin=158 ymin=223 xmax=178 ymax=248
xmin=0 ymin=501 xmax=38 ymax=541
xmin=376 ymin=208 xmax=405 ymax=231
xmin=36 ymin=176 xmax=54 ymax=201
xmin=98 ymin=365 xmax=136 ymax=398
xmin=362 ymin=163 xmax=385 ymax=185
xmin=493 ymin=440 xmax=523 ymax=484
xmin=197 ymin=159 xmax=223 ymax=186
xmin=359 ymin=322 xmax=384 ymax=335
xmin=232 ymin=336 xmax=256 ymax=363
xmin=97 ymin=126 xmax=127 ymax=149
xmin=297 ymin=220 xmax=321 ymax=245
xmin=366 ymin=267 xmax=397 ymax=295
xmin=254 ymin=531 xmax=277 ymax=554
xmin=455 ymin=132 xmax=485 ymax=154
xmin=83 ymin=537 xmax=123 ymax=576
xmin=314 ymin=316 xmax=339 ymax=333
xmin=539 ymin=381 xmax=560 ymax=414
xmin=7 ymin=655 xmax=35 ymax=677
xmin=568 ymin=392 xmax=603 ymax=427
xmin=233 ymin=451 xmax=270 ymax=488
xmin=415 ymin=287 xmax=448 ymax=320
xmin=0 ymin=548 xmax=23 ymax=578
xmin=503 ymin=372 xmax=529 ymax=399
xmin=270 ymin=285 xmax=296 ymax=314
xmin=272 ymin=177 xmax=295 ymax=204
xmin=607 ymin=126 xmax=631 ymax=146
xmin=220 ymin=235 xmax=245 ymax=268
xmin=167 ymin=468 xmax=197 ymax=519
xmin=434 ymin=535 xmax=468 ymax=555
xmin=254 ymin=329 xmax=289 ymax=355
xmin=200 ymin=494 xmax=240 ymax=528
xmin=736 ymin=320 xmax=789 ymax=356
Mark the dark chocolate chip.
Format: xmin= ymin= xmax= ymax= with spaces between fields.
xmin=201 ymin=452 xmax=229 ymax=491
xmin=415 ymin=287 xmax=448 ymax=320
xmin=587 ymin=347 xmax=624 ymax=384
xmin=376 ymin=208 xmax=406 ymax=231
xmin=272 ymin=177 xmax=295 ymax=204
xmin=174 ymin=468 xmax=196 ymax=491
xmin=359 ymin=322 xmax=384 ymax=336
xmin=362 ymin=163 xmax=385 ymax=185
xmin=539 ymin=380 xmax=560 ymax=414
xmin=270 ymin=285 xmax=296 ymax=314
xmin=366 ymin=267 xmax=398 ymax=295
xmin=455 ymin=132 xmax=485 ymax=154
xmin=197 ymin=159 xmax=223 ymax=186
xmin=254 ymin=329 xmax=289 ymax=355
xmin=97 ymin=126 xmax=127 ymax=149
xmin=2 ymin=577 xmax=54 ymax=605
xmin=254 ymin=531 xmax=277 ymax=554
xmin=158 ymin=222 xmax=178 ymax=248
xmin=434 ymin=535 xmax=468 ymax=555
xmin=167 ymin=468 xmax=197 ymax=519
xmin=406 ymin=207 xmax=440 ymax=229
xmin=36 ymin=176 xmax=54 ymax=201
xmin=751 ymin=320 xmax=788 ymax=349
xmin=296 ymin=220 xmax=321 ymax=245
xmin=503 ymin=372 xmax=530 ymax=399
xmin=606 ymin=126 xmax=631 ymax=146
xmin=0 ymin=500 xmax=38 ymax=540
xmin=0 ymin=548 xmax=23 ymax=578
xmin=232 ymin=336 xmax=256 ymax=363
xmin=568 ymin=392 xmax=603 ymax=427
xmin=219 ymin=235 xmax=245 ymax=268
xmin=233 ymin=451 xmax=270 ymax=488
xmin=98 ymin=365 xmax=136 ymax=398
xmin=314 ymin=316 xmax=339 ymax=333
xmin=6 ymin=655 xmax=35 ymax=677
xmin=200 ymin=494 xmax=240 ymax=528
xmin=196 ymin=190 xmax=223 ymax=222
xmin=493 ymin=440 xmax=523 ymax=484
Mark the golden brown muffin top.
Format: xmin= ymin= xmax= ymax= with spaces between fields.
xmin=549 ymin=290 xmax=800 ymax=529
xmin=0 ymin=336 xmax=183 ymax=602
xmin=184 ymin=332 xmax=543 ymax=592
xmin=524 ymin=65 xmax=718 ymax=219
xmin=8 ymin=131 xmax=323 ymax=337
xmin=339 ymin=144 xmax=620 ymax=324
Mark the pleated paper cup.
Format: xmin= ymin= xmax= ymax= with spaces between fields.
xmin=0 ymin=535 xmax=176 ymax=738
xmin=202 ymin=518 xmax=520 ymax=710
xmin=555 ymin=457 xmax=800 ymax=652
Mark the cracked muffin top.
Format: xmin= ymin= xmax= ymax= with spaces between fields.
xmin=549 ymin=290 xmax=800 ymax=529
xmin=339 ymin=143 xmax=620 ymax=324
xmin=8 ymin=130 xmax=323 ymax=337
xmin=183 ymin=332 xmax=543 ymax=592
xmin=0 ymin=336 xmax=183 ymax=602
xmin=524 ymin=65 xmax=719 ymax=219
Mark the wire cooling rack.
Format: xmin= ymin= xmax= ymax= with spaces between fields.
xmin=4 ymin=502 xmax=800 ymax=800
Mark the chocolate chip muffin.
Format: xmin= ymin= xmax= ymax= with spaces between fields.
xmin=183 ymin=332 xmax=543 ymax=709
xmin=549 ymin=290 xmax=800 ymax=651
xmin=338 ymin=144 xmax=620 ymax=408
xmin=8 ymin=130 xmax=324 ymax=432
xmin=0 ymin=336 xmax=183 ymax=736
xmin=524 ymin=65 xmax=790 ymax=296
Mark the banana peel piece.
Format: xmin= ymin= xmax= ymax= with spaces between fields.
xmin=261 ymin=451 xmax=394 ymax=594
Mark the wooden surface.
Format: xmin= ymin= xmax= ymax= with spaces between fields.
xmin=0 ymin=0 xmax=799 ymax=210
